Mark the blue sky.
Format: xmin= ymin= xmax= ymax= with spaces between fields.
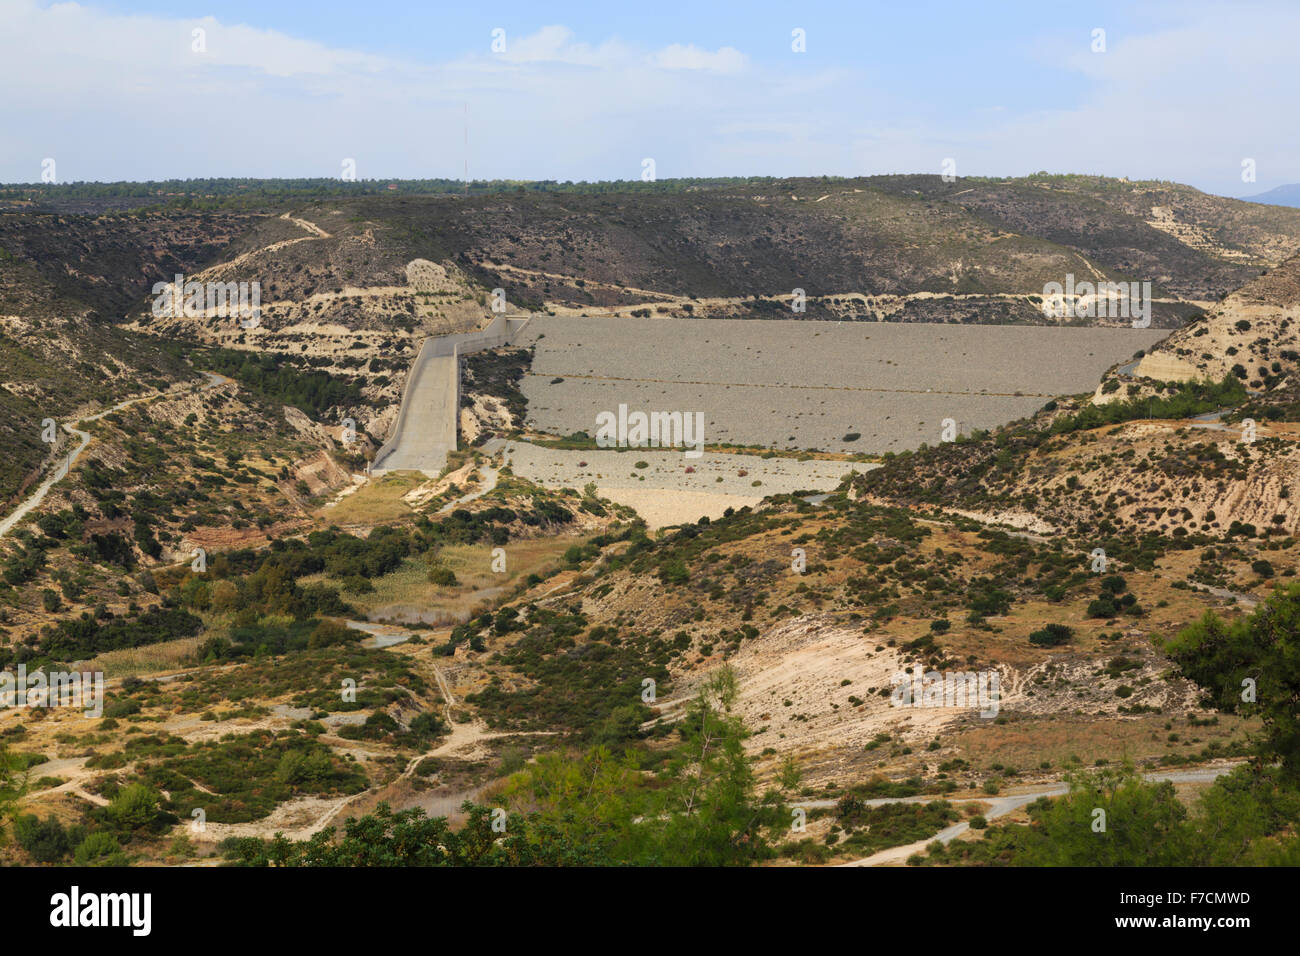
xmin=2 ymin=0 xmax=1296 ymax=195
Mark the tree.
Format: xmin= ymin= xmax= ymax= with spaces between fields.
xmin=1165 ymin=584 xmax=1300 ymax=777
xmin=233 ymin=667 xmax=790 ymax=867
xmin=501 ymin=744 xmax=645 ymax=860
xmin=653 ymin=666 xmax=787 ymax=865
xmin=946 ymin=764 xmax=1300 ymax=866
xmin=13 ymin=814 xmax=76 ymax=862
xmin=74 ymin=832 xmax=129 ymax=867
xmin=0 ymin=743 xmax=28 ymax=842
xmin=1011 ymin=764 xmax=1192 ymax=866
xmin=229 ymin=802 xmax=611 ymax=867
xmin=1188 ymin=766 xmax=1300 ymax=865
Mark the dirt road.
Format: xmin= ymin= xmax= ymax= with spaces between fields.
xmin=0 ymin=373 xmax=230 ymax=541
xmin=795 ymin=763 xmax=1241 ymax=867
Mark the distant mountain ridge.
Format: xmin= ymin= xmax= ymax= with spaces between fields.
xmin=1246 ymin=184 xmax=1300 ymax=208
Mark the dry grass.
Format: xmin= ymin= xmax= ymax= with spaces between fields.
xmin=316 ymin=472 xmax=422 ymax=524
xmin=338 ymin=537 xmax=585 ymax=624
xmin=438 ymin=538 xmax=578 ymax=586
xmin=951 ymin=711 xmax=1255 ymax=776
xmin=83 ymin=636 xmax=205 ymax=678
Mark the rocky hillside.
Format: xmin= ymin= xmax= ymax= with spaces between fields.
xmin=263 ymin=175 xmax=1300 ymax=326
xmin=855 ymin=253 xmax=1300 ymax=541
xmin=869 ymin=174 xmax=1300 ymax=300
xmin=1121 ymin=254 xmax=1300 ymax=386
xmin=7 ymin=174 xmax=1300 ymax=516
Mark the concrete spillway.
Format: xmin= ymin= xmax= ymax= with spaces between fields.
xmin=371 ymin=315 xmax=528 ymax=476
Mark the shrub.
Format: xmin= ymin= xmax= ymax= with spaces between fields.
xmin=107 ymin=784 xmax=162 ymax=831
xmin=275 ymin=748 xmax=336 ymax=785
xmin=427 ymin=565 xmax=458 ymax=587
xmin=409 ymin=712 xmax=448 ymax=741
xmin=74 ymin=831 xmax=128 ymax=867
xmin=1087 ymin=597 xmax=1119 ymax=618
xmin=659 ymin=559 xmax=689 ymax=585
xmin=103 ymin=698 xmax=142 ymax=719
xmin=1028 ymin=623 xmax=1074 ymax=647
xmin=13 ymin=814 xmax=78 ymax=863
xmin=307 ymin=620 xmax=357 ymax=649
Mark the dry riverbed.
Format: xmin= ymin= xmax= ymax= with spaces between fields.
xmin=502 ymin=440 xmax=866 ymax=528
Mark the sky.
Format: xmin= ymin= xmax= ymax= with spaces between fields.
xmin=2 ymin=0 xmax=1296 ymax=196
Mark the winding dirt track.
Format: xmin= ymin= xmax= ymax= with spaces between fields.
xmin=790 ymin=763 xmax=1241 ymax=867
xmin=0 ymin=373 xmax=230 ymax=542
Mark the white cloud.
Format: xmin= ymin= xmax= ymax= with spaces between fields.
xmin=496 ymin=24 xmax=632 ymax=68
xmin=652 ymin=44 xmax=747 ymax=74
xmin=0 ymin=0 xmax=1297 ymax=192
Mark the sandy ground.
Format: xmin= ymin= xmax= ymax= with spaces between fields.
xmin=663 ymin=616 xmax=993 ymax=761
xmin=502 ymin=440 xmax=869 ymax=528
xmin=596 ymin=488 xmax=763 ymax=528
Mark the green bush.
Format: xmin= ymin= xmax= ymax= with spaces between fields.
xmin=74 ymin=831 xmax=128 ymax=867
xmin=107 ymin=784 xmax=162 ymax=831
xmin=1028 ymin=623 xmax=1074 ymax=647
xmin=1087 ymin=597 xmax=1118 ymax=618
xmin=659 ymin=559 xmax=689 ymax=585
xmin=409 ymin=712 xmax=448 ymax=741
xmin=428 ymin=565 xmax=458 ymax=587
xmin=13 ymin=814 xmax=80 ymax=863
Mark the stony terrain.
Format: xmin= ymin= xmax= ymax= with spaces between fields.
xmin=519 ymin=316 xmax=1166 ymax=453
xmin=500 ymin=439 xmax=864 ymax=527
xmin=1125 ymin=256 xmax=1300 ymax=385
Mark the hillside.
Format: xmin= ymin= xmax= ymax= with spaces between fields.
xmin=0 ymin=207 xmax=269 ymax=507
xmin=0 ymin=205 xmax=1297 ymax=867
xmin=1121 ymin=253 xmax=1300 ymax=386
xmin=234 ymin=175 xmax=1300 ymax=326
xmin=11 ymin=173 xmax=1300 ymax=334
xmin=869 ymin=174 xmax=1300 ymax=299
xmin=843 ymin=250 xmax=1300 ymax=530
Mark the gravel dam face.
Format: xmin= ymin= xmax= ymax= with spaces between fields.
xmin=518 ymin=317 xmax=1168 ymax=454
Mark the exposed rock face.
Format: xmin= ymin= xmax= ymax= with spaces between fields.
xmin=1128 ymin=253 xmax=1300 ymax=386
xmin=405 ymin=258 xmax=455 ymax=294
